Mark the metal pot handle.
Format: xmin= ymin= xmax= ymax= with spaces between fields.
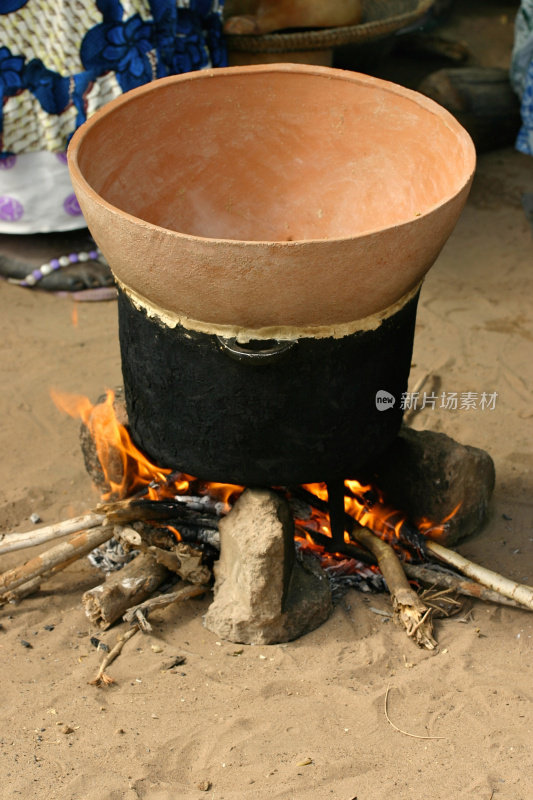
xmin=216 ymin=336 xmax=296 ymax=364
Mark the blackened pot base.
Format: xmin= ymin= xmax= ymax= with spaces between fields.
xmin=118 ymin=288 xmax=420 ymax=486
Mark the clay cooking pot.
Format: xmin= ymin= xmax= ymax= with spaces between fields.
xmin=68 ymin=63 xmax=475 ymax=339
xmin=68 ymin=65 xmax=475 ymax=485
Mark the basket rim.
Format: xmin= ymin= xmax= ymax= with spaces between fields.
xmin=225 ymin=0 xmax=434 ymax=53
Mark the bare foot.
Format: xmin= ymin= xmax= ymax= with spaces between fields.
xmin=0 ymin=229 xmax=115 ymax=293
xmin=224 ymin=0 xmax=363 ymax=35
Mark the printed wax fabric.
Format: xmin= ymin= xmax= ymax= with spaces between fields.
xmin=511 ymin=0 xmax=533 ymax=155
xmin=0 ymin=0 xmax=226 ymax=232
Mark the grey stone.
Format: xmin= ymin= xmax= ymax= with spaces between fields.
xmin=204 ymin=489 xmax=331 ymax=644
xmin=372 ymin=427 xmax=496 ymax=545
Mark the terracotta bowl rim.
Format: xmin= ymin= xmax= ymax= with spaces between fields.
xmin=67 ymin=62 xmax=476 ymax=248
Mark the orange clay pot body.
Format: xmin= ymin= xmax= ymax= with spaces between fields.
xmin=68 ymin=64 xmax=475 ymax=339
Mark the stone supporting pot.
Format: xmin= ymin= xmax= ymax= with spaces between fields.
xmin=203 ymin=488 xmax=332 ymax=644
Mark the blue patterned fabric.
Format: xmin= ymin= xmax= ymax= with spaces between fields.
xmin=516 ymin=59 xmax=533 ymax=155
xmin=0 ymin=0 xmax=227 ymax=156
xmin=511 ymin=0 xmax=533 ymax=155
xmin=0 ymin=0 xmax=30 ymax=11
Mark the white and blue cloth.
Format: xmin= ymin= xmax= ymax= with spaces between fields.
xmin=0 ymin=0 xmax=226 ymax=232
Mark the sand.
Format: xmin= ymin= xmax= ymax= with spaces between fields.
xmin=1 ymin=6 xmax=533 ymax=800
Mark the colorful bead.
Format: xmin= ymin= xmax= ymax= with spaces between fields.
xmin=8 ymin=247 xmax=105 ymax=288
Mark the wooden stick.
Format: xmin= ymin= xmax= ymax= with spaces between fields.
xmin=82 ymin=553 xmax=169 ymax=629
xmin=86 ymin=586 xmax=207 ymax=673
xmin=404 ymin=563 xmax=526 ymax=609
xmin=98 ymin=497 xmax=219 ymax=529
xmin=1 ymin=545 xmax=111 ymax=604
xmin=0 ymin=512 xmax=106 ymax=555
xmin=298 ymin=526 xmax=377 ymax=566
xmin=2 ymin=575 xmax=42 ymax=604
xmin=301 ymin=524 xmax=520 ymax=610
xmin=426 ymin=541 xmax=533 ymax=611
xmin=89 ymin=625 xmax=140 ymax=686
xmin=0 ymin=492 xmax=217 ymax=556
xmin=0 ymin=525 xmax=114 ymax=596
xmin=112 ymin=525 xmax=212 ymax=584
xmin=353 ymin=527 xmax=437 ymax=649
xmin=122 ymin=582 xmax=208 ymax=627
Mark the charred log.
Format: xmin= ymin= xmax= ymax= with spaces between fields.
xmin=82 ymin=552 xmax=170 ymax=629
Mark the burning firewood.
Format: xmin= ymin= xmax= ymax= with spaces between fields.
xmin=301 ymin=526 xmax=526 ymax=611
xmin=0 ymin=496 xmax=223 ymax=560
xmin=296 ymin=484 xmax=533 ymax=613
xmin=3 ymin=385 xmax=531 ymax=649
xmin=4 ymin=494 xmax=530 ymax=623
xmin=352 ymin=527 xmax=437 ymax=650
xmin=100 ymin=497 xmax=221 ymax=529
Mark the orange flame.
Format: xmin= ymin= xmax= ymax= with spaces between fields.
xmin=417 ymin=503 xmax=462 ymax=540
xmin=300 ymin=478 xmax=460 ymax=552
xmin=50 ymin=388 xmax=243 ymax=506
xmin=50 ymin=389 xmax=459 ymax=566
xmin=51 ymin=388 xmax=170 ymax=499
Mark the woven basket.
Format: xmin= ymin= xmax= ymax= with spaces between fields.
xmin=225 ymin=0 xmax=434 ymax=53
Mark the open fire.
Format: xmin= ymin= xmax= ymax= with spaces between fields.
xmin=49 ymin=388 xmax=459 ymax=572
xmin=46 ymin=386 xmax=488 ymax=651
xmin=1 ymin=386 xmax=532 ymax=681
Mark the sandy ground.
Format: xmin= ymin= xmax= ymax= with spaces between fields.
xmin=2 ymin=4 xmax=533 ymax=800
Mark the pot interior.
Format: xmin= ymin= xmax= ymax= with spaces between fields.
xmin=74 ymin=67 xmax=474 ymax=243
